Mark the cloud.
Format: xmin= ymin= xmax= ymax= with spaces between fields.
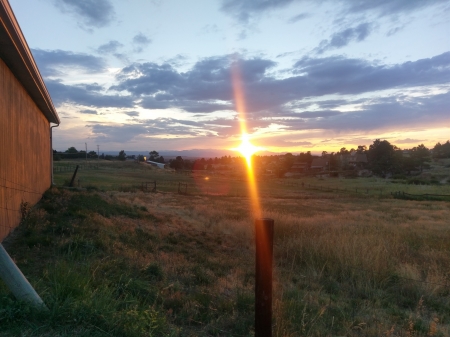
xmin=343 ymin=0 xmax=448 ymax=16
xmin=112 ymin=55 xmax=276 ymax=108
xmin=88 ymin=118 xmax=206 ymax=142
xmin=283 ymin=91 xmax=450 ymax=133
xmin=220 ymin=0 xmax=295 ymax=23
xmin=133 ymin=33 xmax=152 ymax=53
xmin=201 ymin=24 xmax=220 ymax=34
xmin=297 ymin=110 xmax=342 ymax=118
xmin=32 ymin=49 xmax=106 ymax=77
xmin=291 ymin=52 xmax=450 ymax=96
xmin=315 ymin=23 xmax=372 ymax=54
xmin=220 ymin=0 xmax=447 ymax=22
xmin=288 ymin=12 xmax=310 ymax=24
xmin=46 ymin=79 xmax=134 ymax=108
xmin=110 ymin=52 xmax=450 ymax=123
xmin=79 ymin=109 xmax=98 ymax=115
xmin=124 ymin=111 xmax=140 ymax=117
xmin=53 ymin=0 xmax=115 ymax=29
xmin=395 ymin=138 xmax=425 ymax=144
xmin=97 ymin=40 xmax=123 ymax=54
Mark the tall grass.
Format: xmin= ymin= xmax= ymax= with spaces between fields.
xmin=2 ymin=172 xmax=450 ymax=336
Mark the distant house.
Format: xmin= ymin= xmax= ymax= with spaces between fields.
xmin=340 ymin=152 xmax=368 ymax=168
xmin=146 ymin=160 xmax=167 ymax=169
xmin=310 ymin=158 xmax=329 ymax=171
xmin=285 ymin=161 xmax=310 ymax=177
xmin=0 ymin=0 xmax=60 ymax=241
xmin=291 ymin=162 xmax=310 ymax=173
xmin=347 ymin=152 xmax=368 ymax=168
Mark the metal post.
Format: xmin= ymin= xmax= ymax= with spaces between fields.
xmin=255 ymin=218 xmax=274 ymax=337
xmin=69 ymin=165 xmax=79 ymax=187
xmin=0 ymin=244 xmax=47 ymax=309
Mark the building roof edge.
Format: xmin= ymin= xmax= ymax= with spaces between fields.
xmin=0 ymin=0 xmax=60 ymax=124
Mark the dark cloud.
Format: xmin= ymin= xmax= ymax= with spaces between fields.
xmin=124 ymin=111 xmax=140 ymax=117
xmin=32 ymin=49 xmax=106 ymax=77
xmin=54 ymin=0 xmax=115 ymax=28
xmin=97 ymin=40 xmax=123 ymax=54
xmin=133 ymin=33 xmax=152 ymax=53
xmin=110 ymin=52 xmax=450 ymax=121
xmin=282 ymin=91 xmax=450 ymax=133
xmin=221 ymin=0 xmax=447 ymax=22
xmin=288 ymin=12 xmax=310 ymax=24
xmin=46 ymin=79 xmax=134 ymax=108
xmin=291 ymin=52 xmax=450 ymax=96
xmin=88 ymin=118 xmax=206 ymax=142
xmin=315 ymin=23 xmax=372 ymax=54
xmin=343 ymin=0 xmax=448 ymax=16
xmin=79 ymin=109 xmax=98 ymax=115
xmin=220 ymin=0 xmax=295 ymax=23
xmin=396 ymin=138 xmax=425 ymax=144
xmin=297 ymin=110 xmax=342 ymax=118
xmin=112 ymin=55 xmax=277 ymax=112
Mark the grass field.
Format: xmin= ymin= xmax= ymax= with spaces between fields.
xmin=53 ymin=159 xmax=450 ymax=197
xmin=1 ymin=159 xmax=449 ymax=336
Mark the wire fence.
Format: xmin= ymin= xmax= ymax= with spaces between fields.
xmin=53 ymin=164 xmax=99 ymax=172
xmin=0 ymin=177 xmax=44 ymax=240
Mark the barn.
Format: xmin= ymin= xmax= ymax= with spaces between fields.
xmin=0 ymin=0 xmax=60 ymax=242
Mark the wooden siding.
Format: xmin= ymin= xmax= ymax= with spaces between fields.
xmin=0 ymin=58 xmax=51 ymax=241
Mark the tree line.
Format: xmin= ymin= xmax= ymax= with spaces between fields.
xmin=53 ymin=139 xmax=449 ymax=178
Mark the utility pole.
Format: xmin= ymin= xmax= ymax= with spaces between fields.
xmin=97 ymin=145 xmax=100 ymax=162
xmin=85 ymin=143 xmax=87 ymax=162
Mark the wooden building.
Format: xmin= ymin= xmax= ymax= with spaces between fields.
xmin=0 ymin=0 xmax=60 ymax=241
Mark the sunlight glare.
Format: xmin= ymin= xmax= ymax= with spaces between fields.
xmin=234 ymin=134 xmax=263 ymax=163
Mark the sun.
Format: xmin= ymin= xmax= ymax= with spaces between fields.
xmin=234 ymin=134 xmax=263 ymax=163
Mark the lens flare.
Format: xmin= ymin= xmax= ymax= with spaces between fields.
xmin=234 ymin=133 xmax=263 ymax=164
xmin=230 ymin=58 xmax=262 ymax=219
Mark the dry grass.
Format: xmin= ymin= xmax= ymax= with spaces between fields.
xmin=107 ymin=189 xmax=450 ymax=336
xmin=2 ymin=160 xmax=449 ymax=336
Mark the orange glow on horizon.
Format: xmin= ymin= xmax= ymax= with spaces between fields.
xmin=233 ymin=133 xmax=264 ymax=164
xmin=230 ymin=59 xmax=262 ymax=219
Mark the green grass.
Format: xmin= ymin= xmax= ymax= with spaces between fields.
xmin=53 ymin=159 xmax=450 ymax=198
xmin=1 ymin=159 xmax=449 ymax=336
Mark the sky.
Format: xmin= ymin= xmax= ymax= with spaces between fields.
xmin=9 ymin=0 xmax=450 ymax=154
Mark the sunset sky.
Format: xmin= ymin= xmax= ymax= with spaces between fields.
xmin=9 ymin=0 xmax=450 ymax=154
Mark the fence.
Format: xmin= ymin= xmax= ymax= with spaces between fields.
xmin=0 ymin=177 xmax=43 ymax=241
xmin=53 ymin=164 xmax=99 ymax=172
xmin=392 ymin=191 xmax=450 ymax=201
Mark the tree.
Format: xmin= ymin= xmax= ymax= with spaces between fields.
xmin=88 ymin=150 xmax=97 ymax=158
xmin=329 ymin=152 xmax=339 ymax=171
xmin=339 ymin=147 xmax=349 ymax=155
xmin=170 ymin=156 xmax=184 ymax=170
xmin=410 ymin=144 xmax=430 ymax=172
xmin=433 ymin=141 xmax=450 ymax=158
xmin=298 ymin=151 xmax=313 ymax=164
xmin=356 ymin=145 xmax=367 ymax=154
xmin=118 ymin=150 xmax=127 ymax=161
xmin=367 ymin=139 xmax=400 ymax=177
xmin=149 ymin=150 xmax=160 ymax=161
xmin=284 ymin=153 xmax=295 ymax=170
xmin=66 ymin=147 xmax=78 ymax=154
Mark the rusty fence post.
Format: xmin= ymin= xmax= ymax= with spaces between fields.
xmin=255 ymin=218 xmax=274 ymax=337
xmin=69 ymin=165 xmax=79 ymax=187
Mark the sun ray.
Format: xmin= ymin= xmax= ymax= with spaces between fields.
xmin=230 ymin=58 xmax=263 ymax=219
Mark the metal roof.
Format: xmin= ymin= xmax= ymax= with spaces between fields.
xmin=0 ymin=0 xmax=59 ymax=124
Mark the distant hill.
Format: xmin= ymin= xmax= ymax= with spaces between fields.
xmin=99 ymin=149 xmax=277 ymax=159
